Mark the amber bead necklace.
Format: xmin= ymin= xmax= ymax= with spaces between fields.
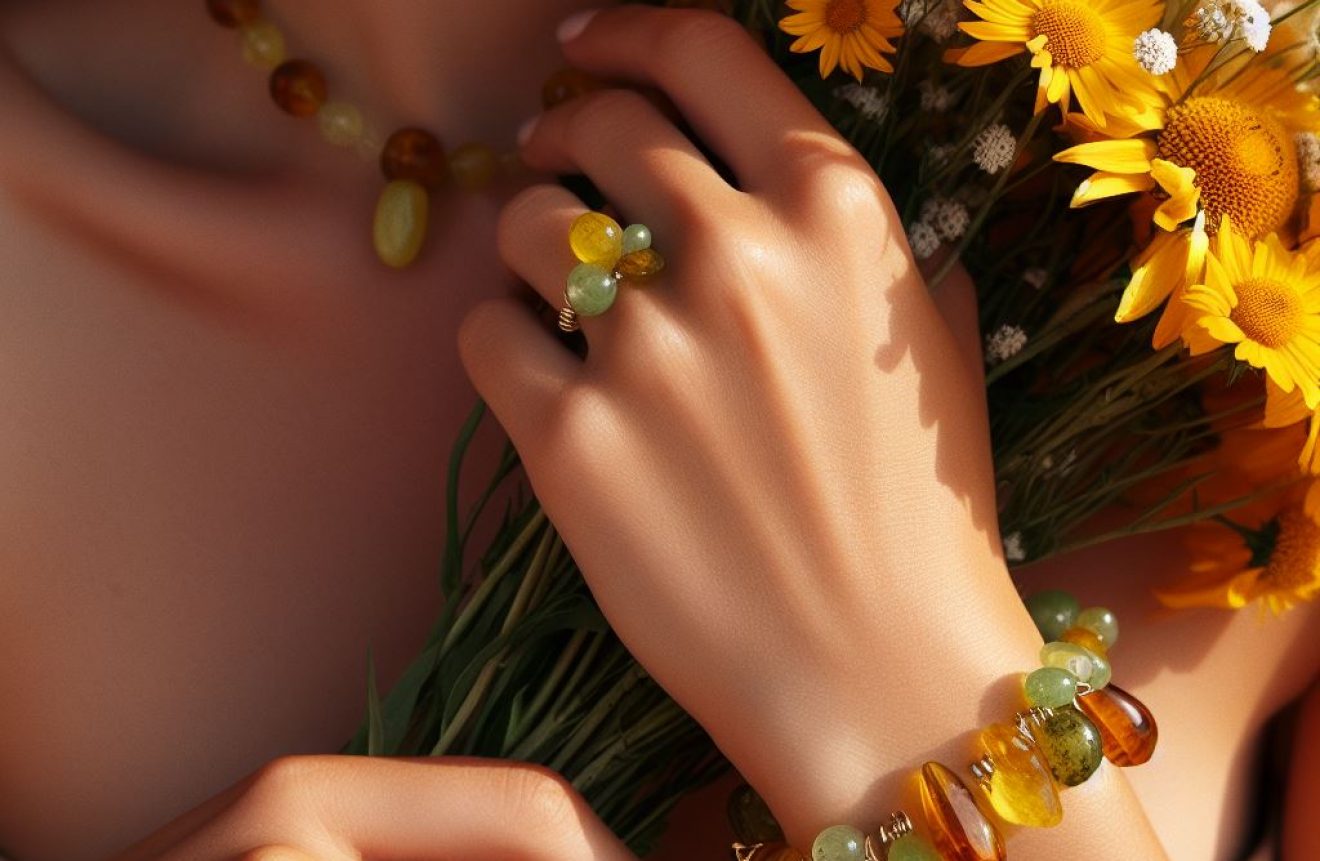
xmin=203 ymin=0 xmax=526 ymax=269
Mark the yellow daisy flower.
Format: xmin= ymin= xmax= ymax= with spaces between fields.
xmin=1155 ymin=499 xmax=1320 ymax=615
xmin=1054 ymin=44 xmax=1320 ymax=341
xmin=944 ymin=0 xmax=1164 ymax=126
xmin=1263 ymin=379 xmax=1320 ymax=480
xmin=780 ymin=0 xmax=904 ymax=80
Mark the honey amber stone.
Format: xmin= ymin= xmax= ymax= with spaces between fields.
xmin=542 ymin=67 xmax=604 ymax=108
xmin=1060 ymin=625 xmax=1107 ymax=656
xmin=373 ymin=180 xmax=429 ymax=269
xmin=449 ymin=143 xmax=501 ymax=190
xmin=570 ymin=212 xmax=624 ymax=268
xmin=240 ymin=19 xmax=286 ymax=69
xmin=1076 ymin=683 xmax=1158 ymax=766
xmin=207 ymin=0 xmax=261 ymax=27
xmin=919 ymin=762 xmax=1006 ymax=861
xmin=976 ymin=723 xmax=1063 ymax=827
xmin=615 ymin=248 xmax=666 ymax=280
xmin=381 ymin=128 xmax=449 ymax=189
xmin=270 ymin=60 xmax=327 ymax=118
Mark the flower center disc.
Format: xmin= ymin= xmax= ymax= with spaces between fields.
xmin=1263 ymin=508 xmax=1320 ymax=590
xmin=1230 ymin=277 xmax=1304 ymax=348
xmin=825 ymin=0 xmax=867 ymax=33
xmin=1157 ymin=96 xmax=1299 ymax=240
xmin=1030 ymin=1 xmax=1106 ymax=67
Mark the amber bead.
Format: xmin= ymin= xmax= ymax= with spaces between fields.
xmin=615 ymin=248 xmax=666 ymax=280
xmin=381 ymin=128 xmax=449 ymax=189
xmin=975 ymin=723 xmax=1062 ymax=827
xmin=270 ymin=60 xmax=327 ymax=118
xmin=207 ymin=0 xmax=261 ymax=28
xmin=1076 ymin=683 xmax=1158 ymax=766
xmin=449 ymin=143 xmax=501 ymax=190
xmin=240 ymin=19 xmax=287 ymax=69
xmin=919 ymin=762 xmax=1006 ymax=861
xmin=570 ymin=212 xmax=625 ymax=269
xmin=1060 ymin=625 xmax=1107 ymax=656
xmin=542 ymin=67 xmax=604 ymax=108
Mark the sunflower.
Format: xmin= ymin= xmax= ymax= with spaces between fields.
xmin=1054 ymin=42 xmax=1320 ymax=342
xmin=1155 ymin=495 xmax=1320 ymax=615
xmin=944 ymin=0 xmax=1164 ymax=126
xmin=780 ymin=0 xmax=904 ymax=80
xmin=1179 ymin=216 xmax=1320 ymax=409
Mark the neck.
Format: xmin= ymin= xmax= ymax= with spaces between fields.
xmin=264 ymin=0 xmax=607 ymax=145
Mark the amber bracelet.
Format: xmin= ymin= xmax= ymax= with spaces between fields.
xmin=727 ymin=591 xmax=1158 ymax=860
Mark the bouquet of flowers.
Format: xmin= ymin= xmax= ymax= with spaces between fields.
xmin=348 ymin=0 xmax=1320 ymax=849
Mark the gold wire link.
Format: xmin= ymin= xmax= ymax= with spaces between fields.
xmin=557 ymin=291 xmax=580 ymax=333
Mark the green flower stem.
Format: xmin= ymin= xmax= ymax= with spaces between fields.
xmin=440 ymin=507 xmax=547 ymax=655
xmin=505 ymin=629 xmax=588 ymax=751
xmin=549 ymin=664 xmax=649 ymax=773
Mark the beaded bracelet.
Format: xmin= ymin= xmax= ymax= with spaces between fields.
xmin=728 ymin=590 xmax=1158 ymax=861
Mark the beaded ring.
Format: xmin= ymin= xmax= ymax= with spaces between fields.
xmin=727 ymin=591 xmax=1158 ymax=860
xmin=558 ymin=212 xmax=666 ymax=332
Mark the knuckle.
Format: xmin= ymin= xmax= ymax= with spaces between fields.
xmin=566 ymin=89 xmax=651 ymax=147
xmin=498 ymin=765 xmax=581 ymax=834
xmin=245 ymin=756 xmax=323 ymax=809
xmin=657 ymin=10 xmax=747 ymax=60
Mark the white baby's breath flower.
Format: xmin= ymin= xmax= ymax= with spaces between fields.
xmin=985 ymin=324 xmax=1028 ymax=364
xmin=834 ymin=83 xmax=890 ymax=122
xmin=908 ymin=220 xmax=941 ymax=260
xmin=1299 ymin=133 xmax=1320 ymax=191
xmin=900 ymin=0 xmax=961 ymax=41
xmin=972 ymin=123 xmax=1016 ymax=175
xmin=1022 ymin=267 xmax=1048 ymax=290
xmin=918 ymin=80 xmax=953 ymax=113
xmin=1233 ymin=0 xmax=1271 ymax=51
xmin=1133 ymin=28 xmax=1178 ymax=74
xmin=1003 ymin=531 xmax=1026 ymax=563
xmin=1190 ymin=1 xmax=1233 ymax=41
xmin=928 ymin=143 xmax=956 ymax=167
xmin=921 ymin=198 xmax=969 ymax=241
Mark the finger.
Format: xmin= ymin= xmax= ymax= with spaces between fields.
xmin=459 ymin=297 xmax=578 ymax=452
xmin=497 ymin=183 xmax=644 ymax=347
xmin=519 ymin=87 xmax=733 ymax=233
xmin=556 ymin=6 xmax=840 ymax=189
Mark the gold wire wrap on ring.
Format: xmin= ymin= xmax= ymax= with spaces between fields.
xmin=557 ymin=294 xmax=581 ymax=333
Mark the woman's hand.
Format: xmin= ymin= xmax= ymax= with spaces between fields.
xmin=459 ymin=4 xmax=1048 ymax=844
xmin=114 ymin=756 xmax=633 ymax=861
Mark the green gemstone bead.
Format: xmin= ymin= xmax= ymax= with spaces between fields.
xmin=1083 ymin=647 xmax=1112 ymax=690
xmin=1024 ymin=589 xmax=1079 ymax=642
xmin=1024 ymin=666 xmax=1079 ymax=708
xmin=565 ymin=263 xmax=618 ymax=316
xmin=1076 ymin=606 xmax=1119 ymax=648
xmin=622 ymin=223 xmax=653 ymax=253
xmin=886 ymin=833 xmax=941 ymax=861
xmin=1034 ymin=707 xmax=1104 ymax=786
xmin=1040 ymin=640 xmax=1097 ymax=683
xmin=811 ymin=825 xmax=865 ymax=861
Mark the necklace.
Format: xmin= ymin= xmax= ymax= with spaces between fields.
xmin=203 ymin=0 xmax=560 ymax=270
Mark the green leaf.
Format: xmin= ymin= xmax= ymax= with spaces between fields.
xmin=366 ymin=649 xmax=385 ymax=757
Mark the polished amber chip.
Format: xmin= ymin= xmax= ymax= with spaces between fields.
xmin=269 ymin=60 xmax=327 ymax=118
xmin=1076 ymin=683 xmax=1158 ymax=766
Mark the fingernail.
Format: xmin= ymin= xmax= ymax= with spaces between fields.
xmin=517 ymin=114 xmax=540 ymax=148
xmin=557 ymin=8 xmax=598 ymax=43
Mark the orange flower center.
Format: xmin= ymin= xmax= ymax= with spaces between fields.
xmin=1030 ymin=1 xmax=1106 ymax=68
xmin=1157 ymin=96 xmax=1299 ymax=240
xmin=1230 ymin=277 xmax=1304 ymax=349
xmin=1261 ymin=508 xmax=1320 ymax=592
xmin=825 ymin=0 xmax=867 ymax=33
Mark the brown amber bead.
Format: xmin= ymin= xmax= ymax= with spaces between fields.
xmin=542 ymin=67 xmax=604 ymax=108
xmin=1076 ymin=683 xmax=1158 ymax=766
xmin=449 ymin=143 xmax=500 ymax=190
xmin=1060 ymin=625 xmax=1108 ymax=656
xmin=206 ymin=0 xmax=261 ymax=27
xmin=615 ymin=248 xmax=666 ymax=280
xmin=919 ymin=762 xmax=1006 ymax=861
xmin=270 ymin=60 xmax=327 ymax=118
xmin=381 ymin=128 xmax=449 ymax=189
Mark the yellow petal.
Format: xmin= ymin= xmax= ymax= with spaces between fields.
xmin=1117 ymin=231 xmax=1185 ymax=322
xmin=1055 ymin=138 xmax=1157 ymax=173
xmin=1150 ymin=158 xmax=1201 ymax=230
xmin=945 ymin=40 xmax=1027 ymax=65
xmin=1071 ymin=171 xmax=1155 ymax=206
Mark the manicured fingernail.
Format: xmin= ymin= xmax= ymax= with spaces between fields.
xmin=557 ymin=9 xmax=599 ymax=43
xmin=517 ymin=114 xmax=540 ymax=148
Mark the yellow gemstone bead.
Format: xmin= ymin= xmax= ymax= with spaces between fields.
xmin=570 ymin=212 xmax=624 ymax=268
xmin=373 ymin=180 xmax=429 ymax=269
xmin=1060 ymin=625 xmax=1107 ymax=656
xmin=975 ymin=723 xmax=1063 ymax=828
xmin=318 ymin=102 xmax=365 ymax=147
xmin=448 ymin=143 xmax=500 ymax=191
xmin=240 ymin=19 xmax=286 ymax=69
xmin=615 ymin=248 xmax=666 ymax=280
